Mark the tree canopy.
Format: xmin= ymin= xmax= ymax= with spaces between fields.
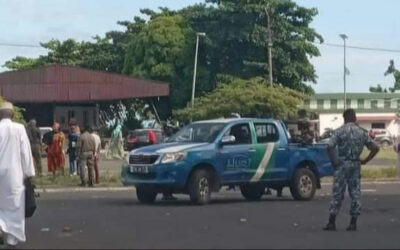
xmin=3 ymin=0 xmax=322 ymax=126
xmin=369 ymin=60 xmax=400 ymax=93
xmin=369 ymin=84 xmax=388 ymax=93
xmin=173 ymin=77 xmax=305 ymax=122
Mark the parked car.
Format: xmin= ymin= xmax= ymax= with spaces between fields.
xmin=121 ymin=118 xmax=333 ymax=205
xmin=371 ymin=129 xmax=393 ymax=147
xmin=124 ymin=129 xmax=164 ymax=152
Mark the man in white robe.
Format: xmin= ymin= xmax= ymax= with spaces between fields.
xmin=0 ymin=102 xmax=35 ymax=247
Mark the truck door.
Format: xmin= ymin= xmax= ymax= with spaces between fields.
xmin=249 ymin=123 xmax=289 ymax=182
xmin=219 ymin=123 xmax=254 ymax=183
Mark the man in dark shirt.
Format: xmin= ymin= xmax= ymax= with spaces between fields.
xmin=26 ymin=119 xmax=42 ymax=176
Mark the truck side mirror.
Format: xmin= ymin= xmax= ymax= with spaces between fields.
xmin=221 ymin=135 xmax=236 ymax=145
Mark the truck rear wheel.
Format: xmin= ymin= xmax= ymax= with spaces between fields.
xmin=188 ymin=169 xmax=212 ymax=205
xmin=240 ymin=184 xmax=264 ymax=201
xmin=136 ymin=186 xmax=158 ymax=204
xmin=290 ymin=168 xmax=316 ymax=201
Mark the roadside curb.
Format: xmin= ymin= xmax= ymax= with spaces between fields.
xmin=37 ymin=186 xmax=134 ymax=193
xmin=321 ymin=179 xmax=400 ymax=186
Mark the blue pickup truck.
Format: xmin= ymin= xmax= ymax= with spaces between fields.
xmin=121 ymin=118 xmax=333 ymax=204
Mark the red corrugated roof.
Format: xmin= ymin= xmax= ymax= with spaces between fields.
xmin=0 ymin=64 xmax=169 ymax=103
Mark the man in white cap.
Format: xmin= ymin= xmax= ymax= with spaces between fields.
xmin=0 ymin=102 xmax=35 ymax=248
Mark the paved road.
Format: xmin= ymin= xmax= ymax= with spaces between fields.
xmin=20 ymin=182 xmax=400 ymax=249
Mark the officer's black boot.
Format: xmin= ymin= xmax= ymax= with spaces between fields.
xmin=323 ymin=214 xmax=336 ymax=231
xmin=346 ymin=217 xmax=357 ymax=231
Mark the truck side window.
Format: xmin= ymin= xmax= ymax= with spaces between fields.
xmin=225 ymin=123 xmax=252 ymax=145
xmin=255 ymin=123 xmax=279 ymax=143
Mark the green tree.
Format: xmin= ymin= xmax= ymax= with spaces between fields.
xmin=384 ymin=60 xmax=400 ymax=92
xmin=3 ymin=56 xmax=44 ymax=70
xmin=369 ymin=84 xmax=388 ymax=93
xmin=173 ymin=77 xmax=305 ymax=122
xmin=181 ymin=0 xmax=322 ymax=93
xmin=123 ymin=14 xmax=210 ymax=109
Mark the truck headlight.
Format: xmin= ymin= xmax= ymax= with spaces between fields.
xmin=161 ymin=152 xmax=187 ymax=164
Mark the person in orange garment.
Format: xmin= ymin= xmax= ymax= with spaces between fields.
xmin=46 ymin=122 xmax=66 ymax=175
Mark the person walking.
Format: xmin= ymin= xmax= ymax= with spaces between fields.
xmin=26 ymin=118 xmax=43 ymax=176
xmin=0 ymin=102 xmax=35 ymax=248
xmin=67 ymin=123 xmax=80 ymax=176
xmin=77 ymin=126 xmax=96 ymax=187
xmin=323 ymin=109 xmax=379 ymax=231
xmin=91 ymin=127 xmax=101 ymax=184
xmin=105 ymin=124 xmax=124 ymax=160
xmin=45 ymin=122 xmax=66 ymax=175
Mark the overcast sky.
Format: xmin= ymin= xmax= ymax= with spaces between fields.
xmin=1 ymin=0 xmax=399 ymax=93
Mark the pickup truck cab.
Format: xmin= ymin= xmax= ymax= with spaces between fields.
xmin=121 ymin=118 xmax=333 ymax=204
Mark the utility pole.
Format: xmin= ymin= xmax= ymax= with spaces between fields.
xmin=265 ymin=6 xmax=273 ymax=87
xmin=340 ymin=34 xmax=348 ymax=109
xmin=191 ymin=32 xmax=206 ymax=108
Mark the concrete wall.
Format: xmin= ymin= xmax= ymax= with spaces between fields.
xmin=54 ymin=105 xmax=99 ymax=131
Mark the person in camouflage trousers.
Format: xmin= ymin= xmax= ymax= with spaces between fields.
xmin=323 ymin=109 xmax=379 ymax=231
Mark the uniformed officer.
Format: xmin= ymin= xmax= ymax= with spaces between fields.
xmin=323 ymin=109 xmax=379 ymax=231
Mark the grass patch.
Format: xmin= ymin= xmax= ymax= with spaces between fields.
xmin=362 ymin=166 xmax=397 ymax=179
xmin=361 ymin=147 xmax=397 ymax=160
xmin=34 ymin=171 xmax=122 ymax=189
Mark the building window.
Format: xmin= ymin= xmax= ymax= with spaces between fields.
xmin=371 ymin=100 xmax=378 ymax=109
xmin=371 ymin=123 xmax=385 ymax=129
xmin=346 ymin=99 xmax=351 ymax=107
xmin=83 ymin=110 xmax=88 ymax=127
xmin=317 ymin=99 xmax=323 ymax=109
xmin=330 ymin=99 xmax=337 ymax=110
xmin=357 ymin=99 xmax=364 ymax=109
xmin=68 ymin=110 xmax=75 ymax=123
xmin=384 ymin=99 xmax=391 ymax=109
xmin=93 ymin=110 xmax=97 ymax=126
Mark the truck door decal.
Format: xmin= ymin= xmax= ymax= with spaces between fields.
xmin=250 ymin=143 xmax=274 ymax=182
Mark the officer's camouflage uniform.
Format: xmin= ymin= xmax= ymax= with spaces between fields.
xmin=328 ymin=122 xmax=376 ymax=217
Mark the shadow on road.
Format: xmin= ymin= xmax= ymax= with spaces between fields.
xmin=101 ymin=195 xmax=298 ymax=208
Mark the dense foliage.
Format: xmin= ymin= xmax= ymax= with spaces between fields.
xmin=3 ymin=0 xmax=321 ymax=126
xmin=174 ymin=77 xmax=305 ymax=122
xmin=369 ymin=60 xmax=400 ymax=93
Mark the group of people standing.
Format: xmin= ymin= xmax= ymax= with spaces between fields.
xmin=26 ymin=118 xmax=102 ymax=187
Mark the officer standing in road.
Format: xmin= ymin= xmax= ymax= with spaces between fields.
xmin=323 ymin=109 xmax=379 ymax=231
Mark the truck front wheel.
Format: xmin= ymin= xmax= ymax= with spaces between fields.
xmin=136 ymin=186 xmax=158 ymax=204
xmin=290 ymin=168 xmax=316 ymax=201
xmin=240 ymin=184 xmax=265 ymax=201
xmin=188 ymin=169 xmax=212 ymax=205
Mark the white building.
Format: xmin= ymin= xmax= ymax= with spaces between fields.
xmin=304 ymin=93 xmax=400 ymax=137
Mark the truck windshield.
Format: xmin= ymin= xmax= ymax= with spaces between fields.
xmin=167 ymin=123 xmax=226 ymax=143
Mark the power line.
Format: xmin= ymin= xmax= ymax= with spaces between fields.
xmin=0 ymin=43 xmax=42 ymax=48
xmin=314 ymin=42 xmax=400 ymax=53
xmin=1 ymin=40 xmax=400 ymax=53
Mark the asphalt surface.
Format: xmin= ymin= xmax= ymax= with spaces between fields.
xmin=18 ymin=182 xmax=400 ymax=249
